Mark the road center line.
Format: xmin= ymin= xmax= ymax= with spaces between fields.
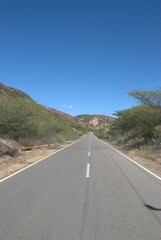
xmin=88 ymin=151 xmax=90 ymax=157
xmin=86 ymin=163 xmax=90 ymax=178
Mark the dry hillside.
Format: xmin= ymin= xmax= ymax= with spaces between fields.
xmin=75 ymin=114 xmax=113 ymax=130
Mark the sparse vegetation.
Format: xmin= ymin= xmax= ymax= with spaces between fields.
xmin=108 ymin=88 xmax=161 ymax=151
xmin=76 ymin=114 xmax=113 ymax=130
xmin=0 ymin=83 xmax=87 ymax=154
xmin=2 ymin=82 xmax=160 ymax=161
xmin=93 ymin=128 xmax=106 ymax=139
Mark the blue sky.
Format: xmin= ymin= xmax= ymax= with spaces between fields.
xmin=0 ymin=0 xmax=160 ymax=116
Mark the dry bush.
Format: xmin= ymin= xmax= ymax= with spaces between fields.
xmin=124 ymin=138 xmax=145 ymax=150
xmin=5 ymin=146 xmax=18 ymax=157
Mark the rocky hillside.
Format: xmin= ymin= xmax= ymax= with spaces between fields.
xmin=75 ymin=114 xmax=113 ymax=130
xmin=0 ymin=82 xmax=32 ymax=100
xmin=46 ymin=107 xmax=75 ymax=122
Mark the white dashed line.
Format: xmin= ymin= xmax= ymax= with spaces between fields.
xmin=86 ymin=163 xmax=90 ymax=178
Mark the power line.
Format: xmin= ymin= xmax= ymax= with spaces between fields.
xmin=111 ymin=57 xmax=161 ymax=112
xmin=110 ymin=36 xmax=161 ymax=109
xmin=102 ymin=20 xmax=161 ymax=115
xmin=129 ymin=37 xmax=161 ymax=82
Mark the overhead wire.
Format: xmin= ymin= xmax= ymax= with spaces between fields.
xmin=111 ymin=57 xmax=161 ymax=112
xmin=111 ymin=40 xmax=161 ymax=112
xmin=102 ymin=19 xmax=161 ymax=115
xmin=113 ymin=20 xmax=161 ymax=99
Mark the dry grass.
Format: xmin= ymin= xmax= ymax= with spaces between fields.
xmin=127 ymin=147 xmax=161 ymax=177
xmin=0 ymin=142 xmax=72 ymax=180
xmin=107 ymin=141 xmax=161 ymax=178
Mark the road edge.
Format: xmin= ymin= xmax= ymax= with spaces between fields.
xmin=0 ymin=136 xmax=85 ymax=183
xmin=99 ymin=138 xmax=161 ymax=181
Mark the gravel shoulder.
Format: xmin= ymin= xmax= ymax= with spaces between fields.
xmin=125 ymin=149 xmax=161 ymax=178
xmin=0 ymin=142 xmax=73 ymax=180
xmin=105 ymin=141 xmax=161 ymax=178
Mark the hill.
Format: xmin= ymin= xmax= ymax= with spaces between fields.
xmin=0 ymin=82 xmax=114 ymax=151
xmin=0 ymin=82 xmax=75 ymax=123
xmin=0 ymin=82 xmax=32 ymax=100
xmin=75 ymin=114 xmax=113 ymax=130
xmin=0 ymin=82 xmax=87 ymax=148
xmin=75 ymin=114 xmax=114 ymax=139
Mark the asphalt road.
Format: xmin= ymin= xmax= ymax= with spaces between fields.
xmin=0 ymin=133 xmax=161 ymax=240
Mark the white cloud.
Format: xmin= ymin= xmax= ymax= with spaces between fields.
xmin=61 ymin=104 xmax=74 ymax=109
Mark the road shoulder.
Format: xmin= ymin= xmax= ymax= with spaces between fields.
xmin=102 ymin=140 xmax=161 ymax=179
xmin=0 ymin=142 xmax=73 ymax=180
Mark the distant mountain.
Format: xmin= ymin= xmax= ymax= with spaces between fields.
xmin=75 ymin=114 xmax=113 ymax=130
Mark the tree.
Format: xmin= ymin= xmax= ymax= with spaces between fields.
xmin=0 ymin=96 xmax=35 ymax=140
xmin=128 ymin=88 xmax=161 ymax=108
xmin=109 ymin=88 xmax=161 ymax=147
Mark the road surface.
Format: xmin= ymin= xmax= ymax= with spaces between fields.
xmin=0 ymin=133 xmax=161 ymax=239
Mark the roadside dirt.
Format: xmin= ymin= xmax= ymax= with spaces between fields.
xmin=105 ymin=141 xmax=161 ymax=178
xmin=0 ymin=142 xmax=72 ymax=180
xmin=126 ymin=149 xmax=161 ymax=178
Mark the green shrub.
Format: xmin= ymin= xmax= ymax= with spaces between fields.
xmin=0 ymin=95 xmax=85 ymax=145
xmin=109 ymin=88 xmax=161 ymax=148
xmin=94 ymin=129 xmax=107 ymax=139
